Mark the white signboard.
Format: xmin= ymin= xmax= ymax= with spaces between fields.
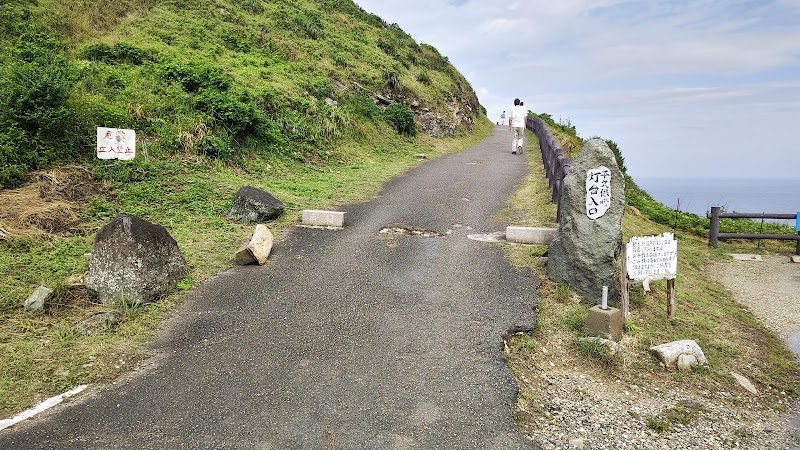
xmin=586 ymin=166 xmax=611 ymax=220
xmin=97 ymin=127 xmax=136 ymax=160
xmin=626 ymin=232 xmax=678 ymax=281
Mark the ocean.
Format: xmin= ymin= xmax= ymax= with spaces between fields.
xmin=633 ymin=177 xmax=800 ymax=228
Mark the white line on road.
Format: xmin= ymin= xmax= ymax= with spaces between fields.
xmin=0 ymin=385 xmax=88 ymax=431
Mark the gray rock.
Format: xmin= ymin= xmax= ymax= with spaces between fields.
xmin=85 ymin=214 xmax=187 ymax=305
xmin=24 ymin=285 xmax=53 ymax=311
xmin=72 ymin=310 xmax=123 ymax=335
xmin=375 ymin=94 xmax=393 ymax=105
xmin=547 ymin=139 xmax=625 ymax=303
xmin=229 ymin=186 xmax=284 ymax=223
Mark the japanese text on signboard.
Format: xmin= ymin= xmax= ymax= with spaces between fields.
xmin=97 ymin=127 xmax=136 ymax=160
xmin=626 ymin=232 xmax=678 ymax=281
xmin=585 ymin=166 xmax=611 ymax=220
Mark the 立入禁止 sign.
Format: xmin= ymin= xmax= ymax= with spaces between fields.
xmin=97 ymin=127 xmax=136 ymax=160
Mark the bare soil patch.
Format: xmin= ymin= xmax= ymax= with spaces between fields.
xmin=0 ymin=165 xmax=108 ymax=238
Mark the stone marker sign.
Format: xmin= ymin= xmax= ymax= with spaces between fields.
xmin=302 ymin=210 xmax=345 ymax=227
xmin=97 ymin=127 xmax=136 ymax=160
xmin=626 ymin=232 xmax=677 ymax=281
xmin=547 ymin=139 xmax=625 ymax=303
xmin=585 ymin=166 xmax=611 ymax=220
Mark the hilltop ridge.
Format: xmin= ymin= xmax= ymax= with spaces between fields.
xmin=0 ymin=0 xmax=484 ymax=187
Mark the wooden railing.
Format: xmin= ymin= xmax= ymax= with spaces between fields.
xmin=526 ymin=116 xmax=571 ymax=220
xmin=708 ymin=206 xmax=800 ymax=255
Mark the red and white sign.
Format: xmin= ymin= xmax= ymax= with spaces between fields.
xmin=97 ymin=127 xmax=136 ymax=160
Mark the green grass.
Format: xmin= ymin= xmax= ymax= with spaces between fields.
xmin=647 ymin=400 xmax=708 ymax=432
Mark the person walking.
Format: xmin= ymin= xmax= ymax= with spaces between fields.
xmin=508 ymin=98 xmax=527 ymax=154
xmin=500 ymin=110 xmax=506 ymax=125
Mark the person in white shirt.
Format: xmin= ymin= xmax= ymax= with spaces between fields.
xmin=508 ymin=98 xmax=527 ymax=154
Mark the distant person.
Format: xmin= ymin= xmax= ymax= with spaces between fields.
xmin=500 ymin=110 xmax=506 ymax=125
xmin=508 ymin=98 xmax=527 ymax=154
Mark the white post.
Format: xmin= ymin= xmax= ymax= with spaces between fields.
xmin=601 ymin=285 xmax=609 ymax=310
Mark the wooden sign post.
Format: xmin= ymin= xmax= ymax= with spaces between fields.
xmin=623 ymin=232 xmax=678 ymax=319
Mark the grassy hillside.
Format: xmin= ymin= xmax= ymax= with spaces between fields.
xmin=0 ymin=0 xmax=482 ymax=188
xmin=0 ymin=0 xmax=490 ymax=417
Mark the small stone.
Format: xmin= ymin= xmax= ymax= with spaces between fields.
xmin=569 ymin=437 xmax=586 ymax=448
xmin=24 ymin=285 xmax=53 ymax=311
xmin=72 ymin=310 xmax=124 ymax=335
xmin=730 ymin=371 xmax=759 ymax=395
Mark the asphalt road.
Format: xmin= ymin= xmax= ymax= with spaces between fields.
xmin=0 ymin=126 xmax=539 ymax=449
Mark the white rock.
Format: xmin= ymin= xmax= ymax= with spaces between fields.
xmin=677 ymin=354 xmax=698 ymax=371
xmin=650 ymin=339 xmax=708 ymax=370
xmin=235 ymin=224 xmax=274 ymax=265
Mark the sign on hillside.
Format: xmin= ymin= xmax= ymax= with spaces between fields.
xmin=97 ymin=127 xmax=136 ymax=160
xmin=626 ymin=232 xmax=678 ymax=281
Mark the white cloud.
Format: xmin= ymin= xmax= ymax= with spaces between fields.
xmin=353 ymin=0 xmax=800 ymax=178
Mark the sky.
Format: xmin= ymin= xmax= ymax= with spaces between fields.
xmin=352 ymin=0 xmax=800 ymax=180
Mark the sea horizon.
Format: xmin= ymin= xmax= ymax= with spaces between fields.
xmin=632 ymin=175 xmax=799 ymax=227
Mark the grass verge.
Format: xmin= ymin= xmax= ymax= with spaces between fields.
xmin=501 ymin=131 xmax=800 ymax=430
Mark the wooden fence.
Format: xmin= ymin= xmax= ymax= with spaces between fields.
xmin=526 ymin=116 xmax=571 ymax=220
xmin=708 ymin=206 xmax=800 ymax=255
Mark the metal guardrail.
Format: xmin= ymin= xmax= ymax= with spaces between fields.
xmin=526 ymin=116 xmax=571 ymax=221
xmin=708 ymin=206 xmax=800 ymax=255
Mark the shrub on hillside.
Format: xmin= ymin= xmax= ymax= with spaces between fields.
xmin=160 ymin=61 xmax=232 ymax=93
xmin=0 ymin=0 xmax=30 ymax=41
xmin=383 ymin=103 xmax=416 ymax=137
xmin=194 ymin=88 xmax=266 ymax=137
xmin=81 ymin=42 xmax=154 ymax=65
xmin=0 ymin=36 xmax=87 ymax=188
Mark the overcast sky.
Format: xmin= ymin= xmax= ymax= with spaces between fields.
xmin=353 ymin=0 xmax=800 ymax=180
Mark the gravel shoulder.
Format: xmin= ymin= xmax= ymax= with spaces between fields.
xmin=508 ymin=253 xmax=800 ymax=450
xmin=708 ymin=254 xmax=800 ymax=342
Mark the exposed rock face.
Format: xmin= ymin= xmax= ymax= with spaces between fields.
xmin=229 ymin=186 xmax=284 ymax=223
xmin=85 ymin=214 xmax=187 ymax=305
xmin=546 ymin=139 xmax=625 ymax=303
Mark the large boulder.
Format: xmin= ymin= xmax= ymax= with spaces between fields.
xmin=547 ymin=139 xmax=625 ymax=303
xmin=229 ymin=186 xmax=284 ymax=223
xmin=85 ymin=214 xmax=187 ymax=305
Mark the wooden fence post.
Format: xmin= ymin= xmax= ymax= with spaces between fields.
xmin=709 ymin=206 xmax=720 ymax=248
xmin=620 ymin=244 xmax=629 ymax=320
xmin=667 ymin=278 xmax=676 ymax=319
